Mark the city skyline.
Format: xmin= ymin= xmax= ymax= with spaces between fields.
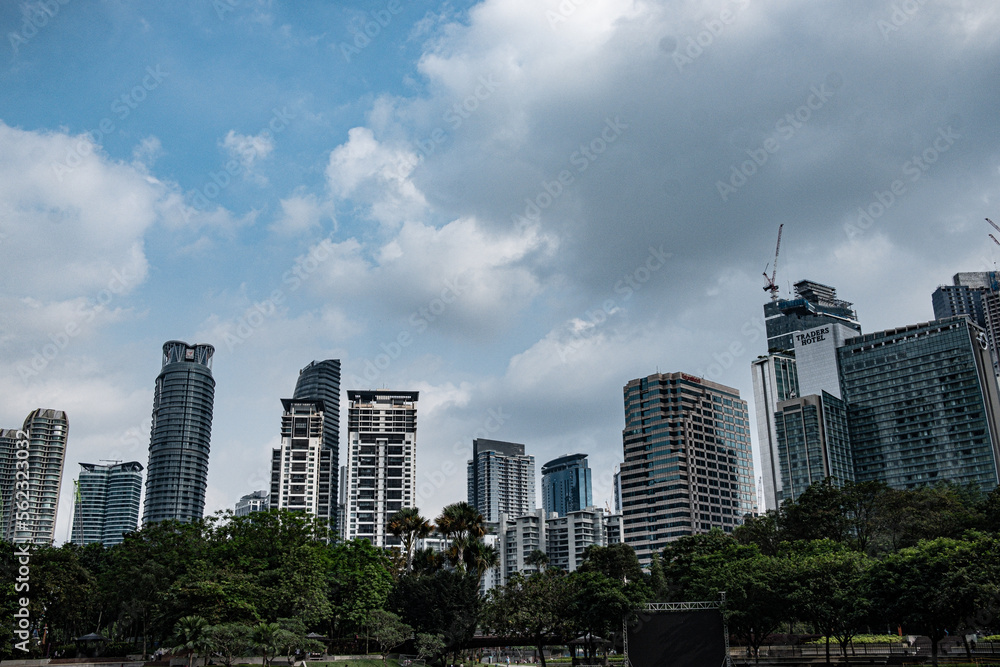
xmin=3 ymin=2 xmax=1000 ymax=542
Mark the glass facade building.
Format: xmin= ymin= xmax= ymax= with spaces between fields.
xmin=620 ymin=372 xmax=755 ymax=564
xmin=71 ymin=461 xmax=143 ymax=546
xmin=765 ymin=280 xmax=860 ymax=354
xmin=751 ymin=353 xmax=799 ymax=511
xmin=838 ymin=317 xmax=1000 ymax=491
xmin=143 ymin=341 xmax=216 ymax=525
xmin=773 ymin=392 xmax=852 ymax=504
xmin=541 ymin=453 xmax=592 ymax=517
xmin=293 ymin=360 xmax=341 ymax=525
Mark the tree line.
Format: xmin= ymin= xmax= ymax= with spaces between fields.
xmin=2 ymin=483 xmax=999 ymax=667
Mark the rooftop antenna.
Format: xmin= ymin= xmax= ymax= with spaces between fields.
xmin=762 ymin=224 xmax=783 ymax=301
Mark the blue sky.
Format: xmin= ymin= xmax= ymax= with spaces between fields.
xmin=2 ymin=0 xmax=1000 ymax=541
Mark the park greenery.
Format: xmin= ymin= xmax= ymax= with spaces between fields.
xmin=2 ymin=483 xmax=999 ymax=667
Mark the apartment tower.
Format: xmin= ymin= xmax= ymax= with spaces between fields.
xmin=143 ymin=341 xmax=215 ymax=525
xmin=344 ymin=390 xmax=418 ymax=547
xmin=468 ymin=438 xmax=536 ymax=523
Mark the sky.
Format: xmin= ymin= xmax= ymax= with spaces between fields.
xmin=2 ymin=0 xmax=999 ymax=543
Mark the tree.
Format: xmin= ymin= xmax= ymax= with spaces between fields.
xmin=367 ymin=611 xmax=412 ymax=666
xmin=841 ymin=481 xmax=890 ymax=554
xmin=780 ymin=478 xmax=848 ymax=543
xmin=391 ymin=568 xmax=481 ymax=660
xmin=870 ymin=536 xmax=995 ymax=666
xmin=209 ymin=623 xmax=253 ymax=667
xmin=567 ymin=570 xmax=644 ymax=660
xmin=789 ymin=549 xmax=873 ymax=664
xmin=481 ymin=570 xmax=573 ymax=667
xmin=251 ymin=622 xmax=282 ymax=667
xmin=659 ymin=530 xmax=758 ymax=601
xmin=647 ymin=553 xmax=668 ymax=600
xmin=388 ymin=508 xmax=434 ymax=571
xmin=578 ymin=543 xmax=645 ymax=584
xmin=327 ymin=539 xmax=394 ymax=638
xmin=171 ymin=616 xmax=212 ymax=667
xmin=723 ymin=556 xmax=791 ymax=664
xmin=465 ymin=539 xmax=501 ymax=581
xmin=415 ymin=633 xmax=446 ymax=664
xmin=733 ymin=510 xmax=782 ymax=556
xmin=435 ymin=502 xmax=486 ymax=569
xmin=525 ymin=549 xmax=548 ymax=571
xmin=412 ymin=547 xmax=445 ymax=575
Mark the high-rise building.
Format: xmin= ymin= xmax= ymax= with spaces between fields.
xmin=541 ymin=453 xmax=592 ymax=517
xmin=838 ymin=317 xmax=1000 ymax=491
xmin=143 ymin=341 xmax=216 ymax=525
xmin=337 ymin=464 xmax=348 ymax=540
xmin=71 ymin=461 xmax=143 ymax=546
xmin=751 ymin=353 xmax=799 ymax=511
xmin=499 ymin=509 xmax=547 ymax=581
xmin=344 ymin=390 xmax=418 ymax=547
xmin=932 ymin=272 xmax=1000 ymax=378
xmin=293 ymin=360 xmax=341 ymax=527
xmin=0 ymin=410 xmax=69 ymax=544
xmin=620 ymin=372 xmax=755 ymax=564
xmin=772 ymin=392 xmax=852 ymax=504
xmin=765 ymin=280 xmax=860 ymax=354
xmin=468 ymin=439 xmax=536 ymax=523
xmin=270 ymin=399 xmax=335 ymax=522
xmin=235 ymin=490 xmax=270 ymax=517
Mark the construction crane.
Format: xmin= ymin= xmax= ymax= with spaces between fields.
xmin=762 ymin=223 xmax=783 ymax=300
xmin=987 ymin=218 xmax=1000 ymax=243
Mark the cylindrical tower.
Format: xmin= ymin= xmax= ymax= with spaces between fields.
xmin=143 ymin=340 xmax=215 ymax=525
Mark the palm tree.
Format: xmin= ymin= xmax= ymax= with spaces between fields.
xmin=251 ymin=622 xmax=282 ymax=667
xmin=387 ymin=507 xmax=434 ymax=571
xmin=435 ymin=502 xmax=486 ymax=569
xmin=526 ymin=549 xmax=549 ymax=572
xmin=466 ymin=539 xmax=501 ymax=581
xmin=171 ymin=616 xmax=212 ymax=667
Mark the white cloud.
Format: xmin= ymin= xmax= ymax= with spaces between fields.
xmin=270 ymin=190 xmax=335 ymax=236
xmin=221 ymin=129 xmax=275 ymax=183
xmin=325 ymin=127 xmax=428 ymax=227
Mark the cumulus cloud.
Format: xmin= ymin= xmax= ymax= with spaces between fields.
xmin=270 ymin=190 xmax=336 ymax=236
xmin=325 ymin=127 xmax=429 ymax=227
xmin=221 ymin=129 xmax=275 ymax=182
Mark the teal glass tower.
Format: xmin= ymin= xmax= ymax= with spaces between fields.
xmin=838 ymin=317 xmax=1000 ymax=491
xmin=541 ymin=453 xmax=592 ymax=517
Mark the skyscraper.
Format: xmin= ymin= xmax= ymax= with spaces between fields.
xmin=620 ymin=372 xmax=755 ymax=564
xmin=754 ymin=280 xmax=859 ymax=511
xmin=773 ymin=392 xmax=852 ymax=503
xmin=750 ymin=353 xmax=798 ymax=511
xmin=932 ymin=272 xmax=1000 ymax=378
xmin=765 ymin=279 xmax=860 ymax=354
xmin=541 ymin=453 xmax=592 ymax=517
xmin=270 ymin=398 xmax=335 ymax=522
xmin=292 ymin=359 xmax=341 ymax=531
xmin=143 ymin=341 xmax=216 ymax=525
xmin=0 ymin=409 xmax=69 ymax=544
xmin=71 ymin=461 xmax=143 ymax=546
xmin=344 ymin=390 xmax=418 ymax=547
xmin=838 ymin=316 xmax=1000 ymax=491
xmin=468 ymin=438 xmax=536 ymax=523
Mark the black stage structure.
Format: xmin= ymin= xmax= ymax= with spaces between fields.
xmin=623 ymin=595 xmax=732 ymax=667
